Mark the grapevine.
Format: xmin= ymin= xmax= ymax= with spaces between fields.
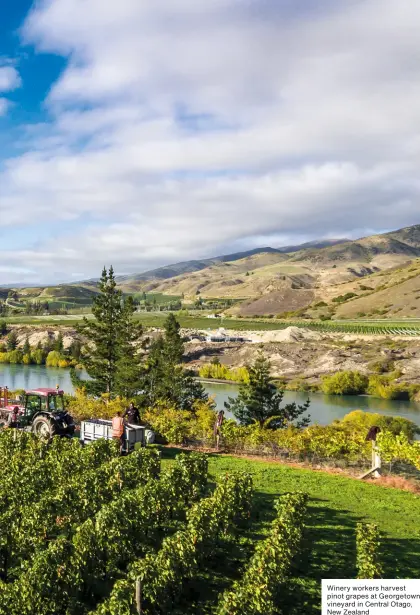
xmin=356 ymin=523 xmax=383 ymax=579
xmin=0 ymin=452 xmax=208 ymax=615
xmin=216 ymin=492 xmax=308 ymax=615
xmin=92 ymin=472 xmax=253 ymax=615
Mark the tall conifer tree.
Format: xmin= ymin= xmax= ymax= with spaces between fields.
xmin=71 ymin=267 xmax=143 ymax=396
xmin=225 ymin=351 xmax=310 ymax=429
xmin=141 ymin=313 xmax=207 ymax=410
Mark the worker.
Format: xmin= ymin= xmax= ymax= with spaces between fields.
xmin=111 ymin=411 xmax=125 ymax=453
xmin=214 ymin=410 xmax=224 ymax=450
xmin=123 ymin=402 xmax=140 ymax=425
xmin=7 ymin=406 xmax=20 ymax=429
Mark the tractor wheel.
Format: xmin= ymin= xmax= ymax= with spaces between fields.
xmin=31 ymin=416 xmax=57 ymax=441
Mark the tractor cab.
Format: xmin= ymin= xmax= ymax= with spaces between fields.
xmin=20 ymin=388 xmax=66 ymax=425
xmin=24 ymin=388 xmax=65 ymax=412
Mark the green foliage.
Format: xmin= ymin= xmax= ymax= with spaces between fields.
xmin=226 ymin=351 xmax=310 ymax=429
xmin=367 ymin=374 xmax=418 ymax=400
xmin=143 ymin=401 xmax=217 ymax=445
xmin=22 ymin=336 xmax=30 ymax=355
xmin=321 ymin=371 xmax=369 ymax=395
xmin=341 ymin=409 xmax=420 ymax=439
xmin=53 ymin=332 xmax=64 ymax=353
xmin=0 ymin=320 xmax=7 ymax=335
xmin=96 ymin=471 xmax=253 ymax=615
xmin=114 ymin=295 xmax=146 ymax=398
xmin=141 ymin=314 xmax=207 ymax=411
xmin=332 ymin=292 xmax=358 ymax=303
xmin=216 ymin=410 xmax=419 ymax=465
xmin=6 ymin=330 xmax=18 ymax=351
xmin=67 ymin=390 xmax=130 ymax=422
xmin=0 ymin=447 xmax=208 ymax=614
xmin=376 ymin=432 xmax=420 ymax=470
xmin=72 ymin=267 xmax=144 ymax=396
xmin=217 ymin=493 xmax=308 ymax=615
xmin=356 ymin=523 xmax=383 ymax=579
xmin=45 ymin=350 xmax=67 ymax=367
xmin=368 ymin=358 xmax=395 ymax=374
xmin=199 ymin=363 xmax=250 ymax=383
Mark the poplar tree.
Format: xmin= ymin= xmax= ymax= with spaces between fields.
xmin=225 ymin=351 xmax=311 ymax=429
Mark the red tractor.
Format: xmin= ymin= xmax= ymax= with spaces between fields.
xmin=0 ymin=386 xmax=76 ymax=440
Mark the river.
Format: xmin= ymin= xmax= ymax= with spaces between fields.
xmin=1 ymin=364 xmax=420 ymax=427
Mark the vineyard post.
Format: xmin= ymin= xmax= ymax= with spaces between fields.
xmin=136 ymin=578 xmax=142 ymax=614
xmin=372 ymin=442 xmax=381 ymax=478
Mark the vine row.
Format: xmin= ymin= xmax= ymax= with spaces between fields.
xmin=92 ymin=472 xmax=253 ymax=615
xmin=356 ymin=523 xmax=383 ymax=579
xmin=216 ymin=492 xmax=308 ymax=615
xmin=0 ymin=452 xmax=208 ymax=615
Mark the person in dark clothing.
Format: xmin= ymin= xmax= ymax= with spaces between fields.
xmin=7 ymin=406 xmax=20 ymax=428
xmin=123 ymin=402 xmax=141 ymax=425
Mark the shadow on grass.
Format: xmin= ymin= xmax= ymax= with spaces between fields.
xmin=159 ymin=446 xmax=420 ymax=615
xmin=278 ymin=499 xmax=420 ymax=615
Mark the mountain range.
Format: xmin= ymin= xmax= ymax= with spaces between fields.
xmin=115 ymin=239 xmax=348 ymax=283
xmin=114 ymin=223 xmax=420 ymax=318
xmin=5 ymin=223 xmax=420 ymax=318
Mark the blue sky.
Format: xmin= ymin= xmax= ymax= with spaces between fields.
xmin=1 ymin=0 xmax=420 ymax=284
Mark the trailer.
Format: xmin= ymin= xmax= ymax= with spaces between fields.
xmin=80 ymin=418 xmax=155 ymax=453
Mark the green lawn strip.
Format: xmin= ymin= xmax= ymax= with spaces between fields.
xmin=160 ymin=448 xmax=420 ymax=615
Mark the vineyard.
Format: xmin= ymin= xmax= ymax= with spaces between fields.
xmin=0 ymin=434 xmax=419 ymax=614
xmin=276 ymin=319 xmax=420 ymax=336
xmin=5 ymin=311 xmax=420 ymax=335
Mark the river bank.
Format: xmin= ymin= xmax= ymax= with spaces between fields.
xmin=1 ymin=363 xmax=420 ymax=428
xmin=4 ymin=323 xmax=420 ymax=392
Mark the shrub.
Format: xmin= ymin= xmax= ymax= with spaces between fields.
xmin=31 ymin=349 xmax=44 ymax=365
xmin=340 ymin=410 xmax=419 ymax=439
xmin=67 ymin=389 xmax=129 ymax=422
xmin=143 ymin=404 xmax=194 ymax=444
xmin=199 ymin=363 xmax=249 ymax=383
xmin=368 ymin=358 xmax=394 ymax=374
xmin=332 ymin=292 xmax=358 ymax=303
xmin=286 ymin=378 xmax=311 ymax=392
xmin=8 ymin=349 xmax=23 ymax=364
xmin=46 ymin=351 xmax=63 ymax=367
xmin=367 ymin=374 xmax=416 ymax=400
xmin=143 ymin=400 xmax=217 ymax=445
xmin=321 ymin=371 xmax=368 ymax=395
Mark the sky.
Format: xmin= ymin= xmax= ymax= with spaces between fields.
xmin=1 ymin=0 xmax=420 ymax=285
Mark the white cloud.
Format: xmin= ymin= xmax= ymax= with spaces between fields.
xmin=0 ymin=65 xmax=21 ymax=92
xmin=0 ymin=64 xmax=21 ymax=118
xmin=0 ymin=98 xmax=10 ymax=116
xmin=0 ymin=0 xmax=419 ymax=282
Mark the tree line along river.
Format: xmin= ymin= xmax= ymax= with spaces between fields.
xmin=1 ymin=363 xmax=420 ymax=428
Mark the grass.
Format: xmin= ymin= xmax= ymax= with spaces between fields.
xmin=161 ymin=448 xmax=420 ymax=615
